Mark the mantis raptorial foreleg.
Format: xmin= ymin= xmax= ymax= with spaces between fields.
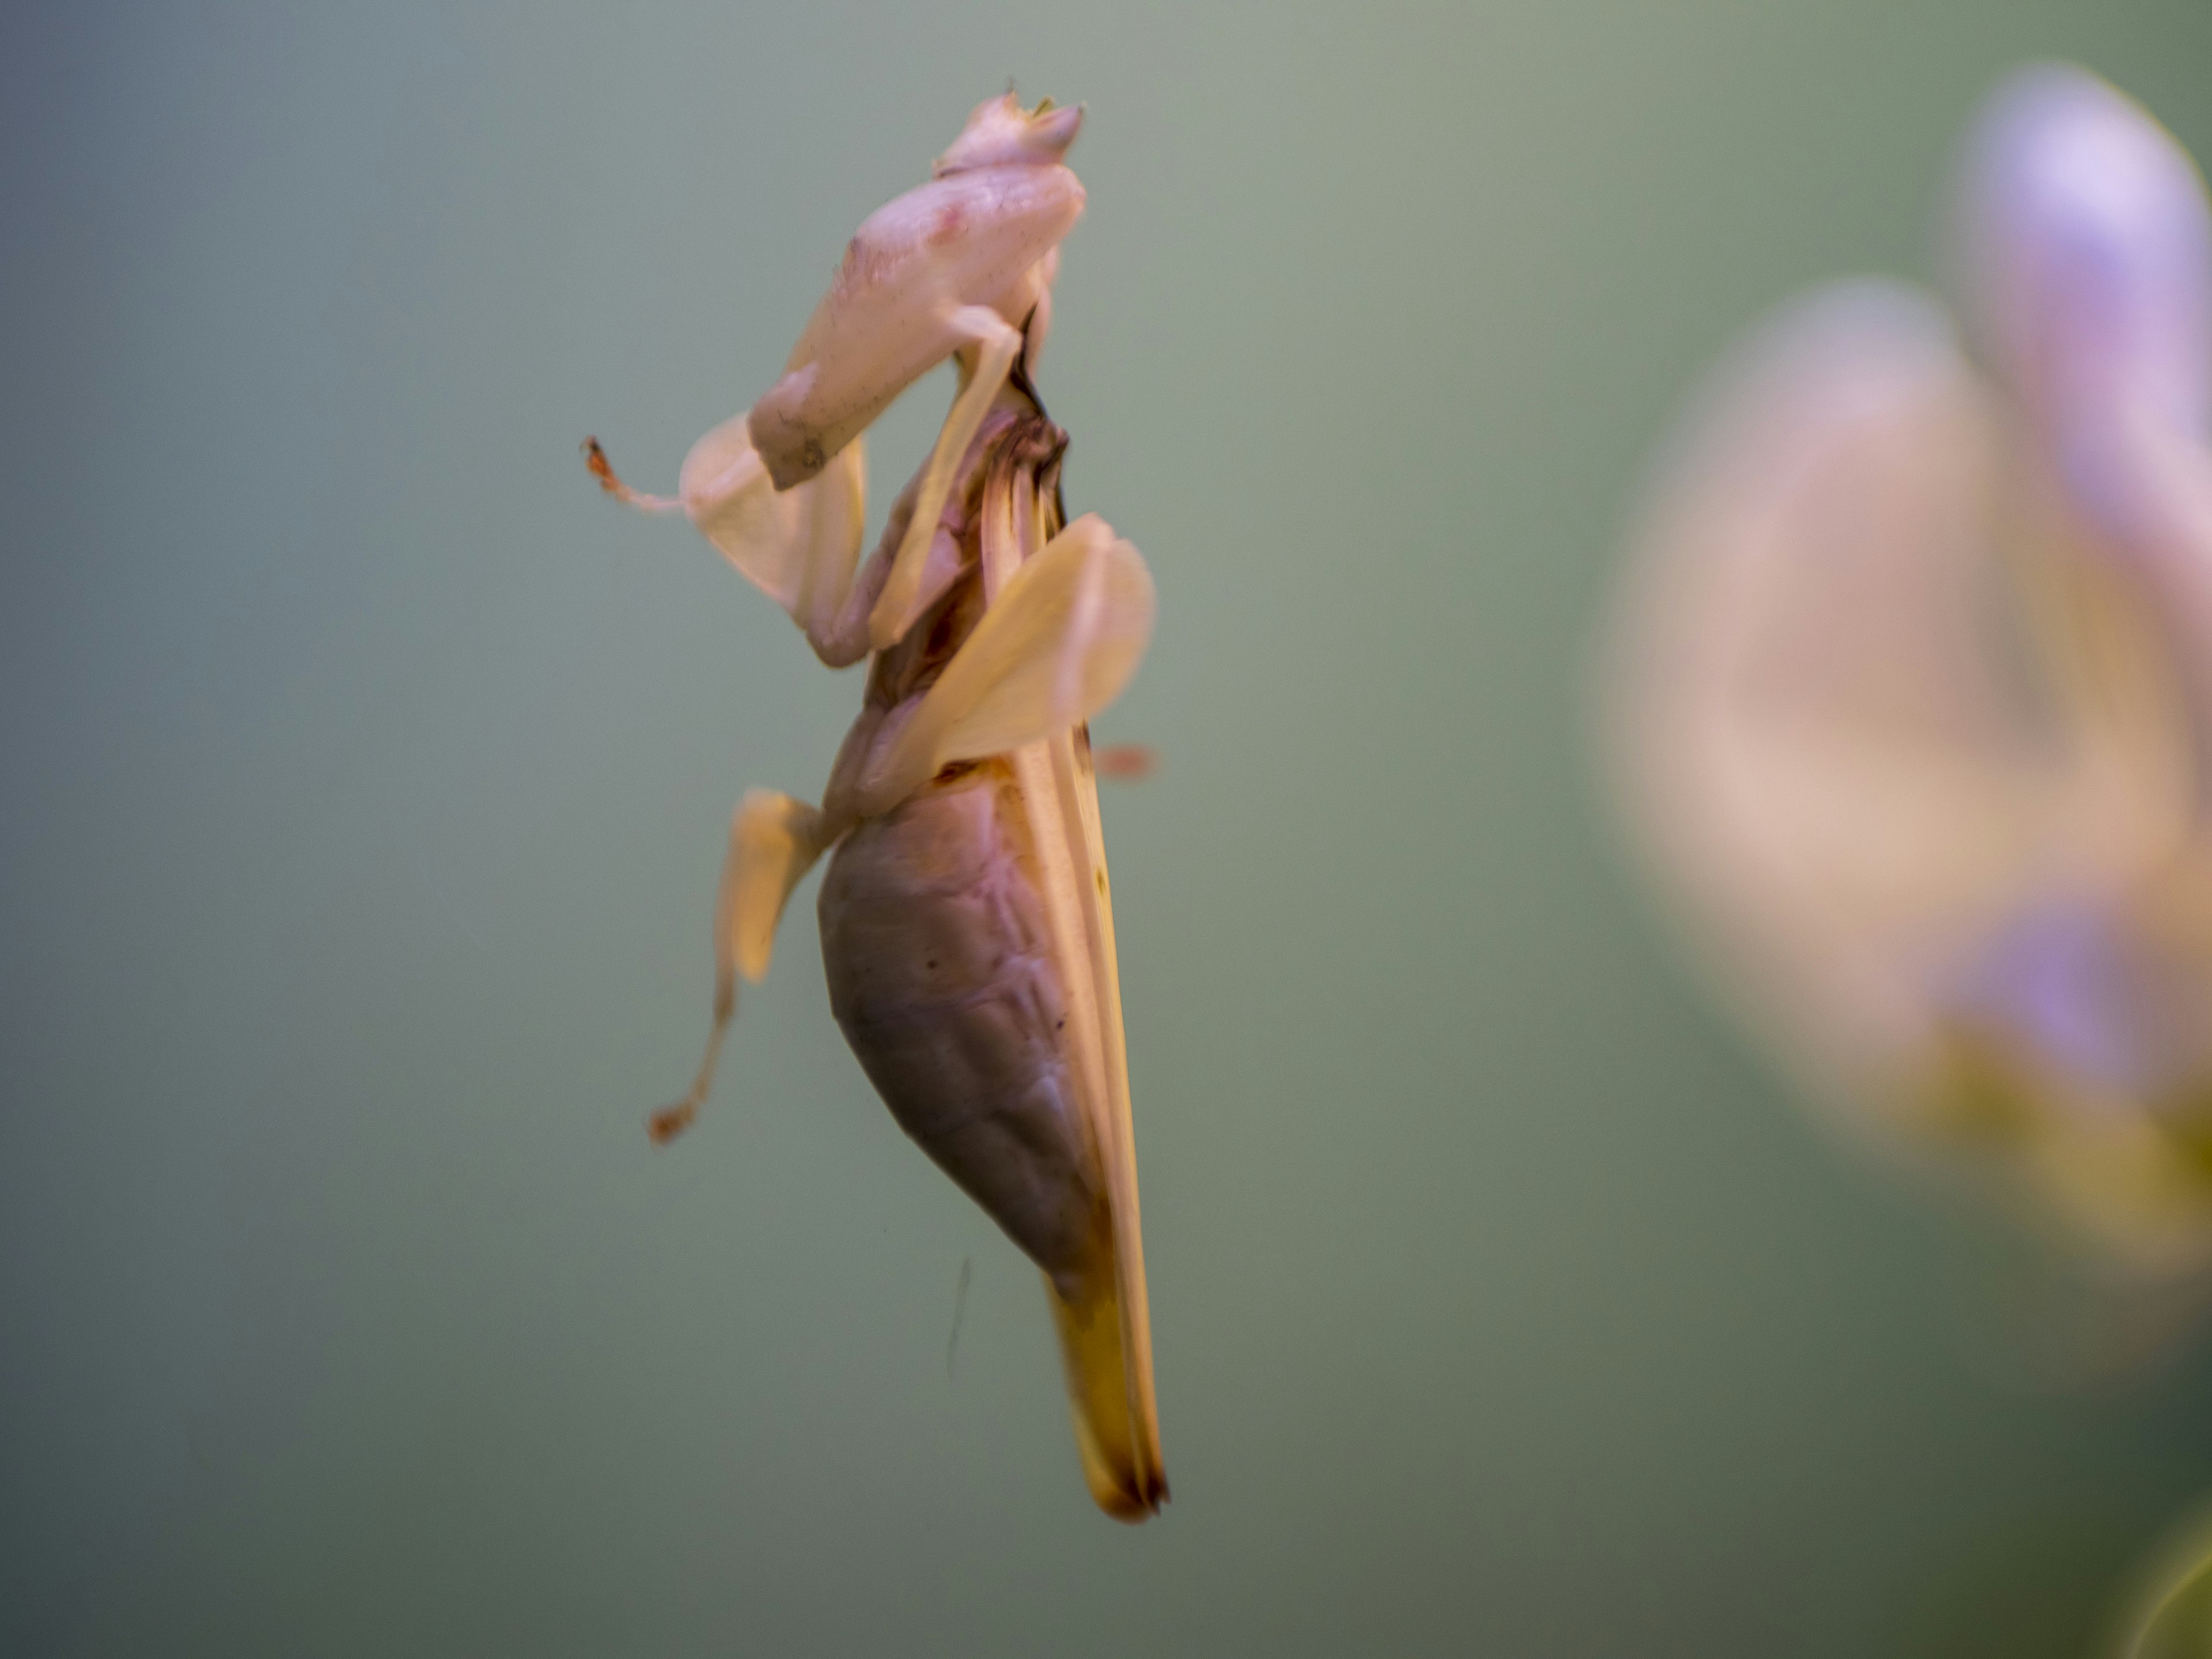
xmin=650 ymin=789 xmax=834 ymax=1144
xmin=683 ymin=422 xmax=867 ymax=664
xmin=592 ymin=93 xmax=1083 ymax=661
xmin=588 ymin=424 xmax=870 ymax=669
xmin=806 ymin=469 xmax=968 ymax=670
xmin=868 ymin=307 xmax=1027 ymax=651
xmin=1024 ymin=249 xmax=1062 ymax=380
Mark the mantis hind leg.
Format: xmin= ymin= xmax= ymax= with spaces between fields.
xmin=853 ymin=515 xmax=1157 ymax=817
xmin=652 ymin=790 xmax=834 ymax=1143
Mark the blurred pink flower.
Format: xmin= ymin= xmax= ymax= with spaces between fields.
xmin=1603 ymin=67 xmax=2212 ymax=1306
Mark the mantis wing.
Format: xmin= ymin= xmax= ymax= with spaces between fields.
xmin=970 ymin=490 xmax=1162 ymax=1518
xmin=1036 ymin=719 xmax=1163 ymax=1518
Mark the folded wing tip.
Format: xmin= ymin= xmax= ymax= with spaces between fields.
xmin=1090 ymin=1476 xmax=1169 ymax=1523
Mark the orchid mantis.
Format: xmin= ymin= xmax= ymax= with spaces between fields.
xmin=1603 ymin=67 xmax=2212 ymax=1313
xmin=586 ymin=93 xmax=1166 ymax=1518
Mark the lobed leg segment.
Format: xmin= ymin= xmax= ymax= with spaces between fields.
xmin=650 ymin=789 xmax=835 ymax=1143
xmin=853 ymin=514 xmax=1157 ymax=817
xmin=677 ymin=415 xmax=869 ymax=665
xmin=589 ymin=422 xmax=870 ymax=668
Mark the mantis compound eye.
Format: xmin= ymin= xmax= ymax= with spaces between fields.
xmin=934 ymin=91 xmax=1084 ymax=176
xmin=1957 ymin=66 xmax=2212 ymax=535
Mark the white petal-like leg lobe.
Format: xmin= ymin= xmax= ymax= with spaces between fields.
xmin=650 ymin=790 xmax=831 ymax=1144
xmin=868 ymin=306 xmax=1026 ymax=651
xmin=678 ymin=415 xmax=868 ymax=662
xmin=790 ymin=445 xmax=868 ymax=656
xmin=935 ymin=517 xmax=1155 ymax=760
xmin=748 ymin=164 xmax=1085 ymax=489
xmin=818 ymin=767 xmax=1103 ymax=1284
xmin=728 ymin=789 xmax=830 ymax=984
xmin=856 ymin=516 xmax=1156 ymax=815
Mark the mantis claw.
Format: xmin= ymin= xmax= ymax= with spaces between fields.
xmin=582 ymin=437 xmax=684 ymax=514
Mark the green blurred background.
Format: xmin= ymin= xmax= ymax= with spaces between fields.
xmin=5 ymin=2 xmax=2211 ymax=1654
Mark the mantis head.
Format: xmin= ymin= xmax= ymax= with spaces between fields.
xmin=934 ymin=91 xmax=1084 ymax=177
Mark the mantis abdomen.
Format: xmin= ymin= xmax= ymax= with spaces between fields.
xmin=820 ymin=763 xmax=1105 ymax=1294
xmin=822 ymin=740 xmax=1161 ymax=1520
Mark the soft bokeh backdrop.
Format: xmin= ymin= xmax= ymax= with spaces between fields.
xmin=4 ymin=2 xmax=2210 ymax=1654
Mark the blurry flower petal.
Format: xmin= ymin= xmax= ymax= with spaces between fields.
xmin=1959 ymin=66 xmax=2212 ymax=545
xmin=1602 ymin=69 xmax=2212 ymax=1306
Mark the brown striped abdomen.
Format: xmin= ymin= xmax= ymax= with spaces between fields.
xmin=818 ymin=764 xmax=1104 ymax=1291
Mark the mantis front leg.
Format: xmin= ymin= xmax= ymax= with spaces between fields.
xmin=868 ymin=306 xmax=1027 ymax=651
xmin=589 ymin=424 xmax=870 ymax=669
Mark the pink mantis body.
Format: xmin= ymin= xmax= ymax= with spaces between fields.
xmin=587 ymin=94 xmax=1166 ymax=1518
